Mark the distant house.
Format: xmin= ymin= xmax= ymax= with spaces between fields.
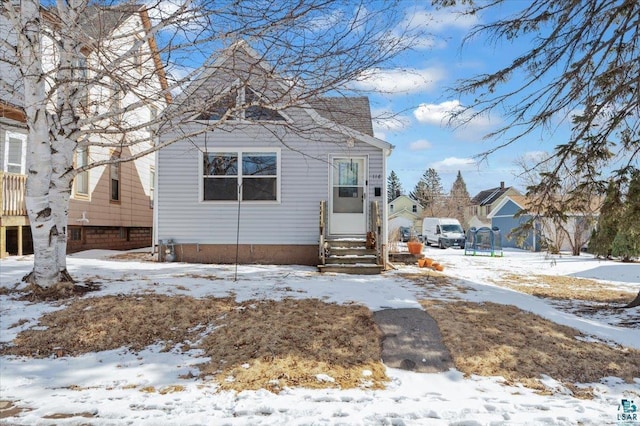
xmin=155 ymin=41 xmax=392 ymax=273
xmin=486 ymin=195 xmax=540 ymax=251
xmin=488 ymin=194 xmax=599 ymax=253
xmin=388 ymin=195 xmax=423 ymax=237
xmin=467 ymin=182 xmax=522 ymax=229
xmin=0 ymin=6 xmax=168 ymax=258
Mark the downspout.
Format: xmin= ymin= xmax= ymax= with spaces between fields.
xmin=152 ymin=140 xmax=159 ymax=255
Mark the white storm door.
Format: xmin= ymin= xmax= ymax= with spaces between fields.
xmin=329 ymin=156 xmax=366 ymax=235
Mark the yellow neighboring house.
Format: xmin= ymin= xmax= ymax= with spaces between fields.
xmin=388 ymin=195 xmax=423 ymax=238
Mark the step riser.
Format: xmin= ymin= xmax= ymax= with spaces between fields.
xmin=318 ymin=265 xmax=384 ymax=274
xmin=326 ymin=256 xmax=377 ymax=265
xmin=324 ymin=239 xmax=367 ymax=249
xmin=328 ymin=248 xmax=377 ymax=256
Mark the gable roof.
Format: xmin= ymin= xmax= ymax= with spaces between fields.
xmin=389 ymin=195 xmax=421 ymax=206
xmin=471 ymin=185 xmax=513 ymax=206
xmin=171 ymin=40 xmax=392 ymax=152
xmin=308 ymin=97 xmax=374 ymax=136
xmin=486 ymin=195 xmax=527 ymax=219
xmin=487 ymin=193 xmax=602 ymax=219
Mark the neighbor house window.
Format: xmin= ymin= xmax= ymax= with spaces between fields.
xmin=69 ymin=227 xmax=82 ymax=241
xmin=412 ymin=205 xmax=417 ymax=213
xmin=3 ymin=132 xmax=26 ymax=174
xmin=202 ymin=150 xmax=279 ymax=202
xmin=110 ymin=152 xmax=120 ymax=202
xmin=74 ymin=148 xmax=89 ymax=196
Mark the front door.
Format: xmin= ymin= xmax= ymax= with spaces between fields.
xmin=329 ymin=156 xmax=366 ymax=235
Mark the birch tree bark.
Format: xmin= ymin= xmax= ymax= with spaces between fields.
xmin=20 ymin=0 xmax=62 ymax=287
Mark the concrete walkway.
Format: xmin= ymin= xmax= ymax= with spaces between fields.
xmin=373 ymin=308 xmax=454 ymax=373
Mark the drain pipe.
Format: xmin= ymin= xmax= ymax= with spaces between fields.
xmin=234 ymin=183 xmax=243 ymax=281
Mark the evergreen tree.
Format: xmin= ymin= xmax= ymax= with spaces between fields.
xmin=387 ymin=170 xmax=403 ymax=201
xmin=612 ymin=170 xmax=640 ymax=262
xmin=448 ymin=171 xmax=471 ymax=226
xmin=589 ymin=180 xmax=624 ymax=258
xmin=411 ymin=168 xmax=445 ymax=216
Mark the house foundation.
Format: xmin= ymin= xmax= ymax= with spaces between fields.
xmin=158 ymin=243 xmax=318 ymax=266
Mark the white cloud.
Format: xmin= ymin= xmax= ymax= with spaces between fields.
xmin=414 ymin=100 xmax=498 ymax=135
xmin=146 ymin=0 xmax=207 ymax=33
xmin=308 ymin=9 xmax=345 ymax=31
xmin=409 ymin=139 xmax=432 ymax=151
xmin=430 ymin=157 xmax=477 ymax=171
xmin=521 ymin=151 xmax=550 ymax=163
xmin=414 ymin=100 xmax=463 ymax=126
xmin=406 ymin=8 xmax=479 ymax=33
xmin=353 ymin=67 xmax=445 ymax=94
xmin=394 ymin=7 xmax=478 ymax=51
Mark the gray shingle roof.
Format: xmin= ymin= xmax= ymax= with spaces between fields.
xmin=309 ymin=97 xmax=374 ymax=136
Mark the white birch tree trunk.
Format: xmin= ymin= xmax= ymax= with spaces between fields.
xmin=49 ymin=3 xmax=83 ymax=280
xmin=21 ymin=0 xmax=61 ymax=287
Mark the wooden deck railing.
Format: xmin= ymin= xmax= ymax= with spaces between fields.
xmin=1 ymin=172 xmax=28 ymax=217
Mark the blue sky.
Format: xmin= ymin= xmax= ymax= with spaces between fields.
xmin=353 ymin=2 xmax=573 ymax=198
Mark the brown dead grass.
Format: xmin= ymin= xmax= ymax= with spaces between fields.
xmin=495 ymin=274 xmax=635 ymax=304
xmin=422 ymin=300 xmax=640 ymax=397
xmin=0 ymin=295 xmax=386 ymax=392
xmin=2 ymin=294 xmax=232 ymax=356
xmin=198 ymin=299 xmax=385 ymax=392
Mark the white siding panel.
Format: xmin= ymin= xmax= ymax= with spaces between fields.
xmin=158 ymin=122 xmax=385 ymax=245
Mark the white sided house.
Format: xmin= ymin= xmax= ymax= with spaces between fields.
xmin=1 ymin=6 xmax=168 ymax=258
xmin=156 ymin=42 xmax=392 ymax=273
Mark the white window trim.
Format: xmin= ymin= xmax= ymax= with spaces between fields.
xmin=3 ymin=131 xmax=27 ymax=174
xmin=199 ymin=148 xmax=281 ymax=204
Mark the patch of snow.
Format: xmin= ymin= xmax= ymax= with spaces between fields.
xmin=0 ymin=248 xmax=638 ymax=425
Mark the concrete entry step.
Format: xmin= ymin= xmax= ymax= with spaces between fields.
xmin=373 ymin=308 xmax=454 ymax=373
xmin=317 ymin=264 xmax=384 ymax=275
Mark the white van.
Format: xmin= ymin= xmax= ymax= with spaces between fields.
xmin=422 ymin=217 xmax=466 ymax=249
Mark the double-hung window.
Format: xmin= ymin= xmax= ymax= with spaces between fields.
xmin=202 ymin=149 xmax=279 ymax=202
xmin=75 ymin=148 xmax=89 ymax=196
xmin=3 ymin=131 xmax=26 ymax=174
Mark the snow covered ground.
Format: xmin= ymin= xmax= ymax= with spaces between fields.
xmin=0 ymin=248 xmax=638 ymax=425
